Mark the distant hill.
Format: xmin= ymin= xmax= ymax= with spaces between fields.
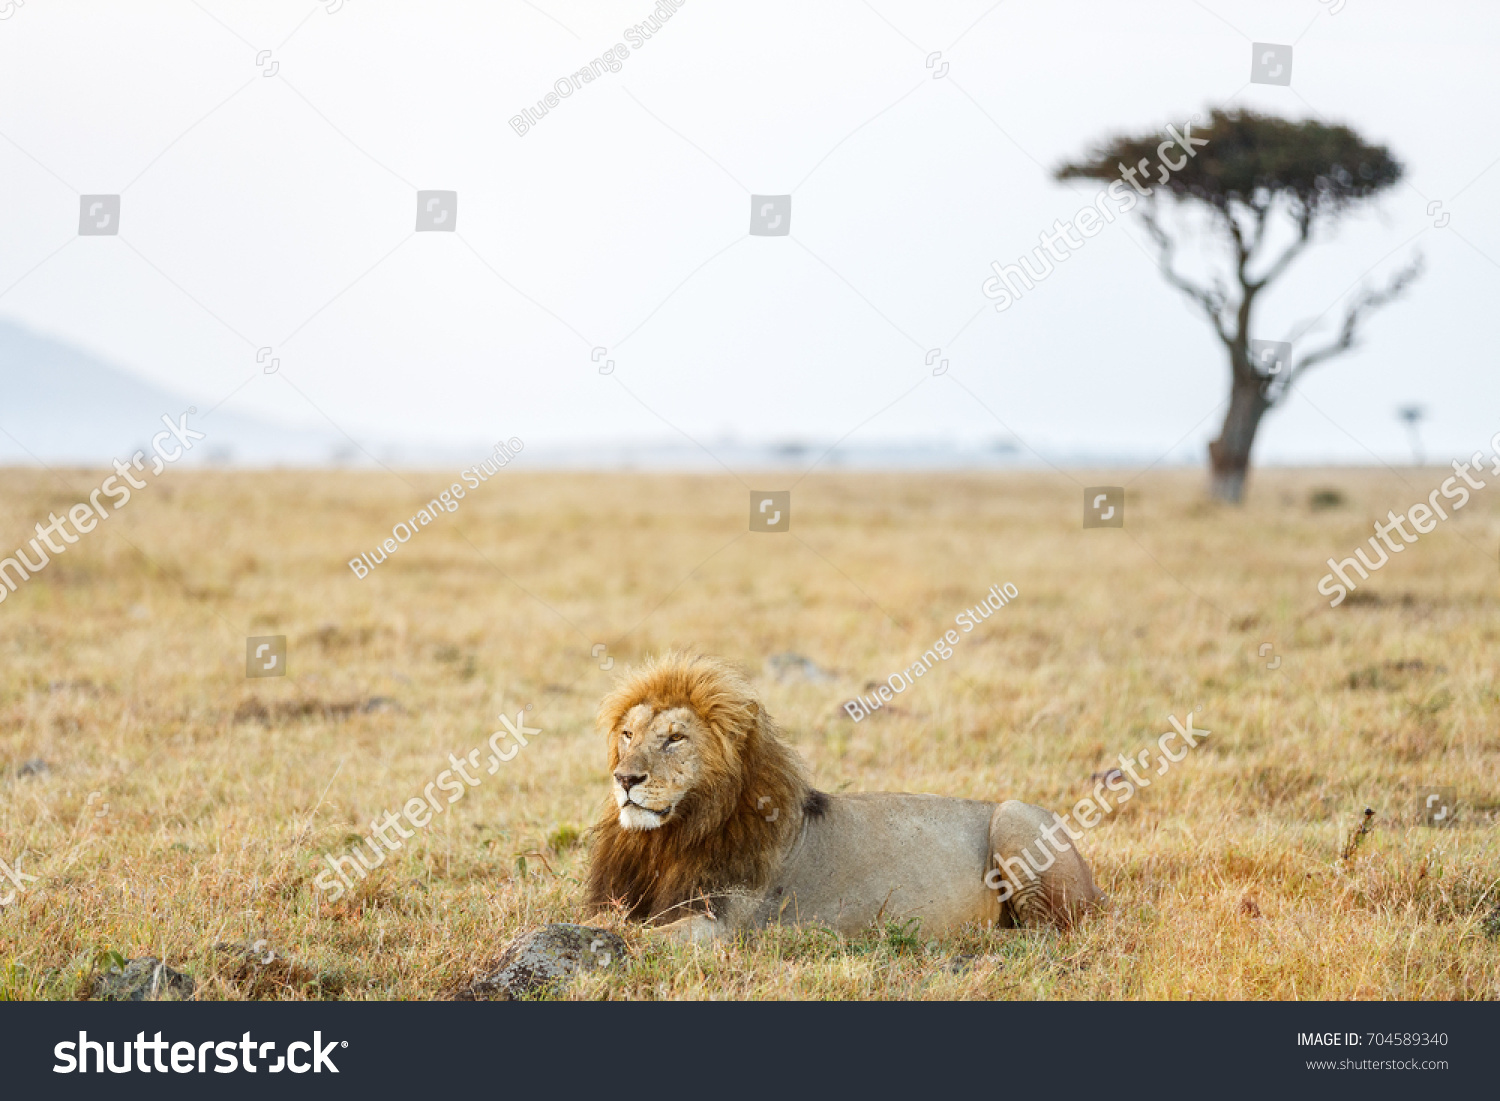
xmin=0 ymin=320 xmax=346 ymax=466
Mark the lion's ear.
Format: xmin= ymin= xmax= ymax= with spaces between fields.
xmin=720 ymin=701 xmax=759 ymax=743
xmin=737 ymin=700 xmax=761 ymax=737
xmin=714 ymin=715 xmax=750 ymax=744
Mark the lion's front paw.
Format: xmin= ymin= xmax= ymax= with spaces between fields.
xmin=655 ymin=913 xmax=722 ymax=945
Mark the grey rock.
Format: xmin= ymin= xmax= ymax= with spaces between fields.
xmin=946 ymin=953 xmax=978 ymax=975
xmin=16 ymin=759 xmax=49 ymax=778
xmin=468 ymin=923 xmax=626 ymax=1000
xmin=1483 ymin=906 xmax=1500 ymax=940
xmin=48 ymin=679 xmax=100 ymax=695
xmin=767 ymin=652 xmax=834 ymax=683
xmin=91 ymin=957 xmax=196 ymax=1001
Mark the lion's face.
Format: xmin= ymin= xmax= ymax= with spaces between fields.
xmin=609 ymin=703 xmax=713 ymax=831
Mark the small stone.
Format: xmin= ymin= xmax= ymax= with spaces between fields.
xmin=467 ymin=923 xmax=627 ymax=1000
xmin=767 ymin=652 xmax=834 ymax=683
xmin=947 ymin=953 xmax=978 ymax=975
xmin=1482 ymin=906 xmax=1500 ymax=939
xmin=16 ymin=759 xmax=49 ymax=778
xmin=91 ymin=957 xmax=195 ymax=1001
xmin=233 ymin=697 xmax=270 ymax=724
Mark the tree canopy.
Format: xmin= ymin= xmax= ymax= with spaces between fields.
xmin=1057 ymin=107 xmax=1403 ymax=223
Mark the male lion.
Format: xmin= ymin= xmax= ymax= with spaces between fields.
xmin=584 ymin=652 xmax=1103 ymax=941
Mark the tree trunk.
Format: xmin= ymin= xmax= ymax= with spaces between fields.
xmin=1208 ymin=378 xmax=1270 ymax=504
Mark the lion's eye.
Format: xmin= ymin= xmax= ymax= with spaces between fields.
xmin=621 ymin=731 xmax=632 ymax=744
xmin=667 ymin=732 xmax=686 ymax=744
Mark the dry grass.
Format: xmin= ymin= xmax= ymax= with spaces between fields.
xmin=0 ymin=466 xmax=1497 ymax=1000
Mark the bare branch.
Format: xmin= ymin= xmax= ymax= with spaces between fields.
xmin=1224 ymin=214 xmax=1251 ymax=279
xmin=1277 ymin=254 xmax=1424 ymax=399
xmin=1140 ymin=204 xmax=1233 ymax=345
xmin=1249 ymin=200 xmax=1272 ymax=256
xmin=1249 ymin=205 xmax=1314 ymax=290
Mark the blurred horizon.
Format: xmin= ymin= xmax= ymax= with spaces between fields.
xmin=0 ymin=313 xmax=1479 ymax=471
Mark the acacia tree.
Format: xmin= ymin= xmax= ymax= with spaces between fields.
xmin=1057 ymin=109 xmax=1421 ymax=502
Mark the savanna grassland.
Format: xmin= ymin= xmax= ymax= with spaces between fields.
xmin=0 ymin=466 xmax=1497 ymax=1000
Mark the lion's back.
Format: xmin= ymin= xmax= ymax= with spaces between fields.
xmin=761 ymin=792 xmax=1001 ymax=935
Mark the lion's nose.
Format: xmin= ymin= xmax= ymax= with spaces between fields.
xmin=614 ymin=771 xmax=647 ymax=792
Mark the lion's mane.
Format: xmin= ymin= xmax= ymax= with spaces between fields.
xmin=583 ymin=652 xmax=814 ymax=922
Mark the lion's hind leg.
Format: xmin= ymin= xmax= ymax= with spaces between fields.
xmin=987 ymin=800 xmax=1104 ymax=929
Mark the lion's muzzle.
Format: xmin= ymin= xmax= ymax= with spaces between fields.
xmin=618 ymin=802 xmax=671 ymax=830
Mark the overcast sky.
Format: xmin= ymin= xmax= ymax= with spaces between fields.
xmin=1 ymin=0 xmax=1497 ymax=466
